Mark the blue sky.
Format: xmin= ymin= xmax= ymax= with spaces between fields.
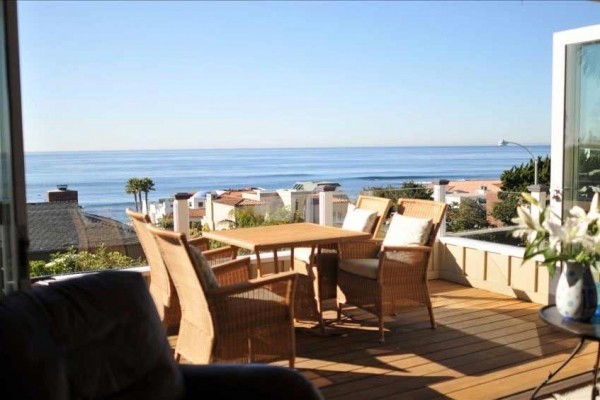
xmin=17 ymin=1 xmax=600 ymax=152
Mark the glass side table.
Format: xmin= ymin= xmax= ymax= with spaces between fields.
xmin=531 ymin=305 xmax=600 ymax=399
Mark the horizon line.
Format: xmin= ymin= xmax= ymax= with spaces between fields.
xmin=24 ymin=143 xmax=552 ymax=154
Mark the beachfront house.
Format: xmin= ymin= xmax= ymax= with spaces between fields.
xmin=204 ymin=188 xmax=277 ymax=229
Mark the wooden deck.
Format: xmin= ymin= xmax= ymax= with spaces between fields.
xmin=175 ymin=280 xmax=599 ymax=399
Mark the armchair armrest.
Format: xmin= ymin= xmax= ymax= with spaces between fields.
xmin=203 ymin=246 xmax=237 ymax=266
xmin=210 ymin=271 xmax=297 ymax=301
xmin=212 ymin=257 xmax=252 ymax=286
xmin=381 ymin=245 xmax=431 ymax=254
xmin=378 ymin=245 xmax=432 ymax=281
xmin=189 ymin=236 xmax=210 ymax=251
xmin=339 ymin=239 xmax=382 ymax=260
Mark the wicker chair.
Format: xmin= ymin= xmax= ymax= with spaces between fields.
xmin=337 ymin=199 xmax=448 ymax=342
xmin=148 ymin=226 xmax=298 ymax=367
xmin=292 ymin=195 xmax=392 ymax=322
xmin=126 ymin=209 xmax=236 ymax=333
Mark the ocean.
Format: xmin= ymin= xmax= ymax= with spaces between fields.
xmin=25 ymin=145 xmax=550 ymax=223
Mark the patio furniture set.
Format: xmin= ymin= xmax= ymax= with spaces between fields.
xmin=127 ymin=196 xmax=449 ymax=367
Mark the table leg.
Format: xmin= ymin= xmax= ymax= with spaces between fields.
xmin=530 ymin=338 xmax=585 ymax=399
xmin=273 ymin=250 xmax=279 ymax=274
xmin=290 ymin=247 xmax=295 ymax=270
xmin=255 ymin=252 xmax=262 ymax=277
xmin=308 ymin=246 xmax=345 ymax=336
xmin=316 ymin=246 xmax=325 ymax=333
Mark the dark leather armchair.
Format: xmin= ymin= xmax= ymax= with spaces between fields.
xmin=0 ymin=271 xmax=322 ymax=400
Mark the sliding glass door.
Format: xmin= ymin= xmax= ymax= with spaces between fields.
xmin=551 ymin=25 xmax=600 ymax=219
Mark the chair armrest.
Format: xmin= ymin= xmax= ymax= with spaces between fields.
xmin=210 ymin=271 xmax=297 ymax=300
xmin=212 ymin=257 xmax=252 ymax=285
xmin=339 ymin=239 xmax=382 ymax=260
xmin=381 ymin=245 xmax=431 ymax=254
xmin=188 ymin=236 xmax=210 ymax=251
xmin=203 ymin=246 xmax=237 ymax=266
xmin=179 ymin=364 xmax=324 ymax=400
xmin=378 ymin=245 xmax=432 ymax=281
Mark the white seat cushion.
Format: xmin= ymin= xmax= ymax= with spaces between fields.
xmin=342 ymin=204 xmax=378 ymax=233
xmin=339 ymin=258 xmax=379 ymax=279
xmin=382 ymin=214 xmax=433 ymax=248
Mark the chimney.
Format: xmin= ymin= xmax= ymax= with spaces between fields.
xmin=47 ymin=185 xmax=78 ymax=203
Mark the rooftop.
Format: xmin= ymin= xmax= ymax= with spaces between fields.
xmin=27 ymin=202 xmax=139 ymax=255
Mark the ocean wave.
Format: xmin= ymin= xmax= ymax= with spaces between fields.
xmin=355 ymin=175 xmax=435 ymax=181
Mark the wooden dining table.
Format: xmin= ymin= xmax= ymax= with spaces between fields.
xmin=202 ymin=223 xmax=371 ymax=331
xmin=201 ymin=222 xmax=371 ymax=274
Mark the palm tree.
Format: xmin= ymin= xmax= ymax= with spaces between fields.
xmin=125 ymin=178 xmax=142 ymax=211
xmin=139 ymin=177 xmax=155 ymax=213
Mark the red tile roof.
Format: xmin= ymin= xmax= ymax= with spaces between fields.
xmin=213 ymin=195 xmax=265 ymax=207
xmin=214 ymin=196 xmax=243 ymax=206
xmin=238 ymin=198 xmax=266 ymax=206
xmin=189 ymin=208 xmax=205 ymax=218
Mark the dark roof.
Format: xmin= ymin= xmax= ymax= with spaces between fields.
xmin=27 ymin=202 xmax=140 ymax=254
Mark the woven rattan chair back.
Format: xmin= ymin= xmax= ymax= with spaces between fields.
xmin=355 ymin=195 xmax=393 ymax=239
xmin=148 ymin=226 xmax=215 ymax=364
xmin=396 ymin=199 xmax=447 ymax=246
xmin=127 ymin=209 xmax=179 ymax=327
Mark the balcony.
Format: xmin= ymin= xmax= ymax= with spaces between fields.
xmin=29 ymin=181 xmax=595 ymax=398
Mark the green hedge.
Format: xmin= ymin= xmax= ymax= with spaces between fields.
xmin=29 ymin=245 xmax=145 ymax=278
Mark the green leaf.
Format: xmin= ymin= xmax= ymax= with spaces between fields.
xmin=522 ymin=192 xmax=539 ymax=206
xmin=547 ymin=263 xmax=557 ymax=277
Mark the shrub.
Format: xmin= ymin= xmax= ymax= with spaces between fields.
xmin=29 ymin=245 xmax=145 ymax=277
xmin=157 ymin=216 xmax=174 ymax=230
xmin=447 ymin=198 xmax=490 ymax=233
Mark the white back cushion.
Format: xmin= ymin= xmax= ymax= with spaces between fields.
xmin=382 ymin=214 xmax=433 ymax=248
xmin=342 ymin=204 xmax=378 ymax=233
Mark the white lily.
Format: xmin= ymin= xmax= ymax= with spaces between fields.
xmin=514 ymin=206 xmax=544 ymax=232
xmin=515 ymin=189 xmax=600 ymax=274
xmin=589 ymin=192 xmax=600 ymax=219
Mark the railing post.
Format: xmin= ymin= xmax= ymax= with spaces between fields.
xmin=527 ymin=185 xmax=549 ymax=220
xmin=319 ymin=191 xmax=334 ymax=226
xmin=206 ymin=193 xmax=215 ymax=230
xmin=173 ymin=192 xmax=192 ymax=237
xmin=432 ymin=179 xmax=449 ymax=237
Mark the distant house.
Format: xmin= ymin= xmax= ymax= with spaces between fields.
xmin=205 ymin=188 xmax=275 ymax=230
xmin=27 ymin=186 xmax=142 ymax=262
xmin=427 ymin=179 xmax=503 ymax=226
xmin=149 ymin=190 xmax=209 ymax=226
xmin=202 ymin=183 xmax=350 ymax=230
xmin=148 ymin=197 xmax=174 ymax=224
